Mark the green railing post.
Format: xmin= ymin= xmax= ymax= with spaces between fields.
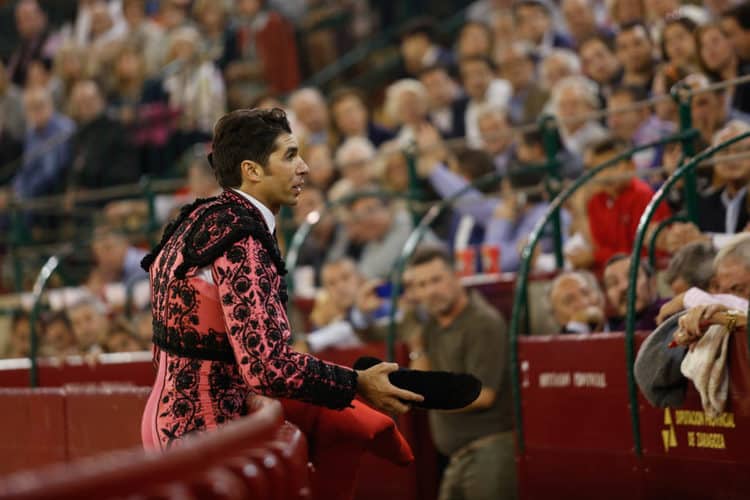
xmin=672 ymin=84 xmax=698 ymax=224
xmin=540 ymin=116 xmax=564 ymax=269
xmin=625 ymin=129 xmax=750 ymax=457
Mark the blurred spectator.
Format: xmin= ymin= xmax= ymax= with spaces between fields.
xmin=121 ymin=0 xmax=166 ymax=77
xmin=513 ymin=0 xmax=573 ymax=55
xmin=606 ymin=85 xmax=674 ymax=172
xmin=615 ymin=22 xmax=657 ymax=90
xmin=550 ymin=75 xmax=607 ymax=158
xmin=549 ymin=270 xmax=606 ymax=333
xmin=651 ymin=63 xmax=692 ymax=126
xmin=11 ymin=87 xmax=75 ymax=203
xmin=105 ymin=317 xmax=145 ymax=352
xmin=453 ymin=56 xmax=512 ymax=147
xmin=329 ymin=87 xmax=394 ymax=147
xmin=67 ymin=80 xmax=140 ymax=196
xmin=310 ymin=257 xmax=362 ymax=328
xmin=90 ymin=225 xmax=148 ymax=289
xmin=305 ymin=142 xmax=336 ymax=190
xmin=378 ymin=141 xmax=410 ymax=194
xmin=398 ymin=17 xmax=453 ymax=77
xmin=604 ymin=254 xmax=662 ymax=332
xmin=664 ymin=241 xmax=717 ymax=296
xmin=159 ymin=26 xmax=225 ymax=136
xmin=561 ymin=0 xmax=610 ymax=48
xmin=291 ymin=184 xmax=338 ymax=279
xmin=108 ymin=44 xmax=146 ymax=124
xmin=539 ymin=48 xmax=582 ymax=94
xmin=39 ymin=311 xmax=77 ymax=357
xmin=697 ymin=23 xmax=750 ymax=114
xmin=496 ymin=43 xmax=549 ymax=125
xmin=456 ymin=20 xmax=494 ymax=59
xmin=661 ymin=16 xmax=698 ymax=68
xmin=476 ymin=104 xmax=514 ymax=173
xmin=0 ymin=61 xmax=24 ymax=173
xmin=67 ymin=295 xmax=109 ymax=355
xmin=406 ymin=244 xmax=516 ymax=500
xmin=52 ymin=43 xmax=90 ymax=108
xmin=6 ymin=0 xmax=60 ymax=86
xmin=608 ymin=0 xmax=646 ymax=27
xmin=192 ymin=0 xmax=228 ymax=63
xmin=288 ymin=87 xmax=330 ymax=145
xmin=579 ymin=35 xmax=623 ymax=98
xmin=385 ymin=79 xmax=430 ymax=147
xmin=4 ymin=311 xmax=30 ymax=358
xmin=684 ymin=72 xmax=750 ymax=146
xmin=567 ymin=137 xmax=670 ymax=270
xmin=418 ymin=64 xmax=463 ymax=137
xmin=221 ymin=0 xmax=300 ymax=105
xmin=327 ymin=191 xmax=420 ymax=279
xmin=328 ymin=137 xmax=377 ymax=201
xmin=720 ymin=2 xmax=750 ymax=64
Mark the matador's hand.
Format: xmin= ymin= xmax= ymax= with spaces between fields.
xmin=356 ymin=362 xmax=424 ymax=415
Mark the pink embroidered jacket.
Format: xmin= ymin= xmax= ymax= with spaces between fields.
xmin=140 ymin=190 xmax=357 ymax=449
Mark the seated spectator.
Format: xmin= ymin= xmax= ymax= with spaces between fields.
xmin=220 ymin=0 xmax=299 ymax=104
xmin=0 ymin=61 xmax=24 ymax=174
xmin=513 ymin=0 xmax=573 ymax=56
xmin=456 ymin=20 xmax=494 ymax=59
xmin=418 ymin=64 xmax=463 ymax=137
xmin=90 ymin=225 xmax=149 ymax=290
xmin=496 ymin=43 xmax=549 ymax=125
xmin=328 ymin=137 xmax=378 ymax=201
xmin=608 ymin=0 xmax=645 ymax=27
xmin=566 ymin=137 xmax=670 ymax=270
xmin=683 ymin=72 xmax=750 ymax=146
xmin=664 ymin=120 xmax=750 ymax=251
xmin=397 ymin=17 xmax=453 ymax=77
xmin=192 ymin=0 xmax=228 ymax=63
xmin=329 ymin=87 xmax=394 ymax=148
xmin=579 ymin=35 xmax=623 ymax=99
xmin=615 ymin=22 xmax=657 ymax=91
xmin=10 ymin=86 xmax=75 ymax=205
xmin=561 ymin=0 xmax=612 ymax=48
xmin=540 ymin=49 xmax=582 ymax=95
xmin=549 ymin=75 xmax=608 ymax=160
xmin=720 ymin=2 xmax=750 ymax=65
xmin=327 ymin=191 xmax=421 ymax=280
xmin=663 ymin=241 xmax=717 ymax=296
xmin=122 ymin=0 xmax=166 ymax=77
xmin=288 ymin=87 xmax=330 ymax=145
xmin=696 ymin=23 xmax=750 ymax=115
xmin=105 ymin=316 xmax=146 ymax=353
xmin=291 ymin=185 xmax=338 ymax=283
xmin=606 ymin=85 xmax=674 ymax=173
xmin=476 ymin=104 xmax=515 ymax=174
xmin=385 ymin=79 xmax=430 ymax=148
xmin=4 ymin=311 xmax=30 ymax=358
xmin=377 ymin=141 xmax=410 ymax=195
xmin=660 ymin=16 xmax=698 ymax=68
xmin=604 ymin=254 xmax=663 ymax=332
xmin=67 ymin=80 xmax=140 ymax=197
xmin=651 ymin=63 xmax=692 ymax=128
xmin=452 ymin=55 xmax=512 ymax=147
xmin=6 ymin=0 xmax=60 ymax=86
xmin=549 ymin=271 xmax=606 ymax=333
xmin=39 ymin=311 xmax=77 ymax=358
xmin=305 ymin=142 xmax=336 ymax=191
xmin=67 ymin=296 xmax=110 ymax=355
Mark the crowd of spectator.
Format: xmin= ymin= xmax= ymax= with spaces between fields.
xmin=0 ymin=0 xmax=749 ymax=375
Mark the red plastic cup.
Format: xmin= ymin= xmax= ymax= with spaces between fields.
xmin=454 ymin=247 xmax=477 ymax=277
xmin=481 ymin=244 xmax=501 ymax=274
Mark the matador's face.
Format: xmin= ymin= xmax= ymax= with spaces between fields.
xmin=257 ymin=133 xmax=309 ymax=212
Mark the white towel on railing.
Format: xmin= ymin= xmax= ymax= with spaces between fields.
xmin=680 ymin=324 xmax=731 ymax=418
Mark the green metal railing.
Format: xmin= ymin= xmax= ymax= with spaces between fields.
xmin=624 ymin=129 xmax=750 ymax=456
xmin=506 ymin=128 xmax=697 ymax=454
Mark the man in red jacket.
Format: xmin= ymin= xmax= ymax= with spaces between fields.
xmin=567 ymin=136 xmax=671 ymax=271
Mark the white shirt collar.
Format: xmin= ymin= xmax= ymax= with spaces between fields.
xmin=720 ymin=186 xmax=747 ymax=234
xmin=231 ymin=188 xmax=276 ymax=234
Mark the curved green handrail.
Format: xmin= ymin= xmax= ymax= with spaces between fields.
xmin=624 ymin=129 xmax=750 ymax=456
xmin=28 ymin=248 xmax=73 ymax=387
xmin=508 ymin=129 xmax=697 ymax=454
